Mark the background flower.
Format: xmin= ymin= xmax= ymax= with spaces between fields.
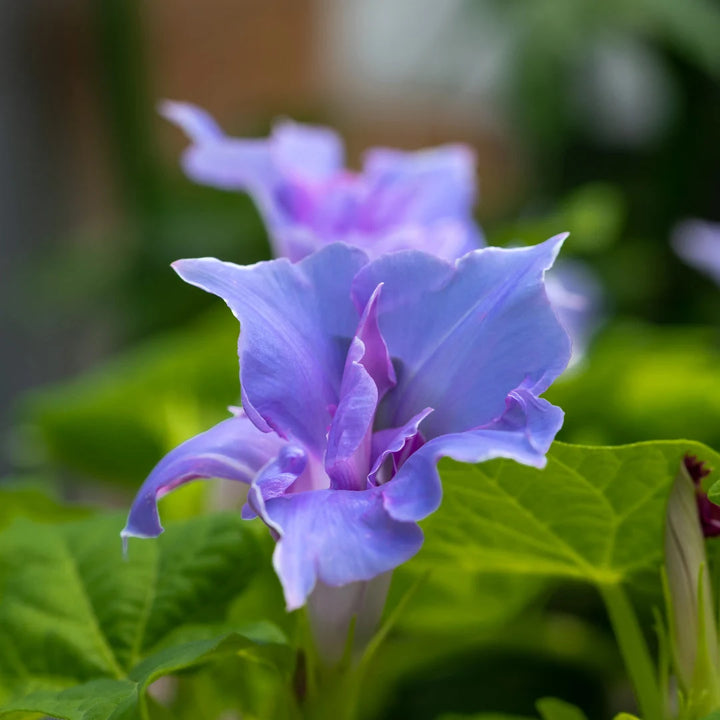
xmin=160 ymin=101 xmax=482 ymax=262
xmin=672 ymin=219 xmax=720 ymax=286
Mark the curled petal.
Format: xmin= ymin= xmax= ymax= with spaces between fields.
xmin=160 ymin=100 xmax=224 ymax=143
xmin=242 ymin=445 xmax=308 ymax=531
xmin=173 ymin=244 xmax=368 ymax=454
xmin=352 ymin=235 xmax=571 ymax=437
xmin=122 ymin=412 xmax=284 ymax=541
xmin=324 ymin=342 xmax=378 ymax=491
xmin=265 ymin=488 xmax=423 ymax=610
xmin=160 ymin=103 xmax=345 ymax=259
xmin=161 ymin=101 xmax=274 ymax=195
xmin=369 ymin=407 xmax=434 ymax=484
xmin=382 ymin=390 xmax=564 ymax=522
xmin=161 ymin=101 xmax=343 ymax=188
xmin=353 ymin=284 xmax=396 ymax=399
xmin=325 ymin=285 xmax=396 ymax=490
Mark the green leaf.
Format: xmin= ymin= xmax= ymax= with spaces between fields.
xmin=0 ymin=512 xmax=291 ymax=719
xmin=536 ymin=697 xmax=589 ymax=720
xmin=0 ymin=679 xmax=139 ymax=720
xmin=391 ymin=564 xmax=543 ymax=636
xmin=373 ymin=441 xmax=716 ymax=718
xmin=128 ymin=622 xmax=291 ymax=686
xmin=0 ymin=628 xmax=292 ymax=720
xmin=0 ymin=485 xmax=92 ymax=531
xmin=421 ymin=440 xmax=720 ymax=595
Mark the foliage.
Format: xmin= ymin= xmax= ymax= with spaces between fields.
xmin=0 ymin=498 xmax=293 ymax=719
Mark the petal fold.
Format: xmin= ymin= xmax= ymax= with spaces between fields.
xmin=122 ymin=412 xmax=284 ymax=541
xmin=242 ymin=444 xmax=308 ymax=531
xmin=382 ymin=389 xmax=565 ymax=522
xmin=369 ymin=407 xmax=434 ymax=485
xmin=173 ymin=244 xmax=368 ymax=454
xmin=265 ymin=488 xmax=423 ymax=610
xmin=325 ymin=285 xmax=396 ymax=491
xmin=352 ymin=235 xmax=571 ymax=437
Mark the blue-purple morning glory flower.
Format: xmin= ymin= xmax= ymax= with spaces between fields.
xmin=672 ymin=219 xmax=720 ymax=286
xmin=123 ymin=238 xmax=571 ymax=611
xmin=160 ymin=101 xmax=482 ymax=262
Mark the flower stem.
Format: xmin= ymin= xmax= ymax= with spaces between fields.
xmin=600 ymin=582 xmax=665 ymax=720
xmin=300 ymin=663 xmax=361 ymax=720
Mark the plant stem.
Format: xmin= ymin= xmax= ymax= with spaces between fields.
xmin=301 ymin=663 xmax=361 ymax=720
xmin=600 ymin=582 xmax=665 ymax=720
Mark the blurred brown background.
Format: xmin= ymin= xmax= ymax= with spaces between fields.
xmin=2 ymin=0 xmax=719 ymax=470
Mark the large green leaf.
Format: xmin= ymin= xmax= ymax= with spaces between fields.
xmin=394 ymin=440 xmax=717 ymax=653
xmin=415 ymin=440 xmax=720 ymax=597
xmin=0 ymin=512 xmax=291 ymax=719
xmin=0 ymin=679 xmax=139 ymax=720
xmin=380 ymin=441 xmax=718 ymax=720
xmin=0 ymin=484 xmax=91 ymax=531
xmin=0 ymin=627 xmax=291 ymax=720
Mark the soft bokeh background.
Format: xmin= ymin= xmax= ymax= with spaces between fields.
xmin=1 ymin=2 xmax=720 ymax=717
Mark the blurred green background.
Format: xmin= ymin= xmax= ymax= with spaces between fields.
xmin=1 ymin=1 xmax=720 ymax=718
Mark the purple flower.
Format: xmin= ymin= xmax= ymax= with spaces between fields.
xmin=160 ymin=101 xmax=482 ymax=262
xmin=123 ymin=238 xmax=571 ymax=612
xmin=672 ymin=219 xmax=720 ymax=286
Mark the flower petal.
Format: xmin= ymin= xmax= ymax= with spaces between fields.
xmin=172 ymin=244 xmax=368 ymax=454
xmin=325 ymin=285 xmax=397 ymax=491
xmin=352 ymin=283 xmax=396 ymax=399
xmin=324 ymin=342 xmax=378 ymax=491
xmin=159 ymin=100 xmax=224 ymax=143
xmin=382 ymin=389 xmax=565 ymax=522
xmin=161 ymin=101 xmax=275 ymax=194
xmin=369 ymin=407 xmax=434 ymax=484
xmin=362 ymin=144 xmax=481 ymax=243
xmin=242 ymin=444 xmax=308 ymax=529
xmin=352 ymin=235 xmax=571 ymax=438
xmin=122 ymin=411 xmax=284 ymax=541
xmin=265 ymin=488 xmax=423 ymax=610
xmin=270 ymin=119 xmax=344 ymax=182
xmin=358 ymin=220 xmax=481 ymax=262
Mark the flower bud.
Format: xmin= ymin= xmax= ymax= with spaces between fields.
xmin=664 ymin=456 xmax=720 ymax=712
